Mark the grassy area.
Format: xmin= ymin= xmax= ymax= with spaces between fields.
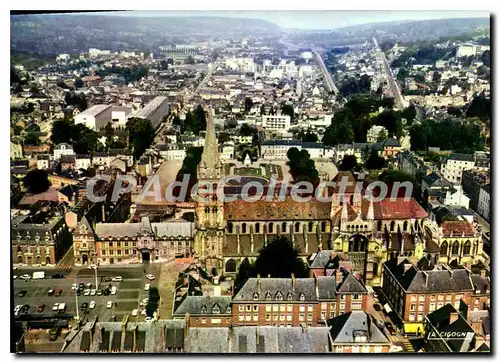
xmin=234 ymin=167 xmax=262 ymax=176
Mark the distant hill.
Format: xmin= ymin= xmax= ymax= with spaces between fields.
xmin=11 ymin=14 xmax=282 ymax=55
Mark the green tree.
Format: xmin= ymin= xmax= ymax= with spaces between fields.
xmin=24 ymin=133 xmax=40 ymax=146
xmin=234 ymin=257 xmax=254 ymax=295
xmin=365 ymin=148 xmax=386 ymax=170
xmin=104 ymin=122 xmax=115 ymax=148
xmin=74 ymin=78 xmax=84 ymax=88
xmin=51 ymin=120 xmax=72 ymax=145
xmin=338 ymin=154 xmax=358 ymax=172
xmin=253 ymin=236 xmax=308 ymax=278
xmin=286 ymin=147 xmax=319 ymax=185
xmin=126 ymin=118 xmax=155 ymax=160
xmin=401 ymin=105 xmax=417 ymax=125
xmin=281 ymin=104 xmax=294 ymax=120
xmin=297 ymin=128 xmax=319 ymax=143
xmin=481 ymin=50 xmax=490 ymax=68
xmin=23 ymin=169 xmax=51 ymax=194
xmin=377 ymin=129 xmax=388 ymax=142
xmin=244 ymin=97 xmax=253 ymax=114
xmin=184 ymin=55 xmax=195 ymax=65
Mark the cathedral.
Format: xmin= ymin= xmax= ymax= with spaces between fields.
xmin=194 ymin=107 xmax=485 ymax=285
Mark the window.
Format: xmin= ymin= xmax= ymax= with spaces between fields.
xmin=239 ymin=314 xmax=244 ymax=321
xmin=117 ymin=242 xmax=121 ymax=247
xmin=299 ymin=293 xmax=306 ymax=301
xmin=299 ymin=305 xmax=305 ymax=312
xmin=255 ymin=223 xmax=260 ymax=233
xmin=411 ymin=295 xmax=417 ymax=301
xmin=409 ymin=314 xmax=416 ymax=322
xmin=339 ymin=303 xmax=345 ymax=311
xmin=419 ymin=303 xmax=424 ymax=311
xmin=272 ymin=305 xmax=279 ymax=312
xmin=430 ymin=303 xmax=436 ymax=311
xmin=276 ymin=291 xmax=284 ymax=301
xmin=307 ymin=313 xmax=313 ymax=321
xmin=352 ymin=302 xmax=362 ymax=310
xmin=269 ymin=223 xmax=274 ymax=233
xmin=265 ymin=292 xmax=272 ymax=301
xmin=266 ymin=305 xmax=272 ymax=312
xmin=321 ymin=302 xmax=327 ymax=310
xmin=417 ymin=314 xmax=423 ymax=322
xmin=353 ymin=294 xmax=360 ymax=300
xmin=286 ymin=314 xmax=292 ymax=322
xmin=102 ymin=250 xmax=106 ymax=255
xmin=242 ymin=223 xmax=247 ymax=234
xmin=280 ymin=304 xmax=286 ymax=311
xmin=452 ymin=241 xmax=460 ymax=255
xmin=253 ymin=305 xmax=258 ymax=312
xmin=246 ymin=305 xmax=251 ymax=312
xmin=454 ymin=301 xmax=460 ymax=309
xmin=246 ymin=315 xmax=252 ymax=322
xmin=266 ymin=314 xmax=271 ymax=321
xmin=125 ymin=250 xmax=129 ymax=255
xmin=287 ymin=292 xmax=293 ymax=301
xmin=330 ymin=311 xmax=335 ymax=318
xmin=273 ymin=313 xmax=278 ymax=321
xmin=280 ymin=314 xmax=285 ymax=321
xmin=446 ymin=294 xmax=452 ymax=301
xmin=340 ymin=295 xmax=345 ymax=301
xmin=281 ymin=222 xmax=287 ymax=233
xmin=438 ymin=295 xmax=444 ymax=300
xmin=419 ymin=295 xmax=425 ymax=301
xmin=253 ymin=314 xmax=258 ymax=321
xmin=431 ymin=295 xmax=436 ymax=301
xmin=287 ymin=304 xmax=293 ymax=312
xmin=201 ymin=318 xmax=206 ymax=325
xmin=320 ymin=311 xmax=326 ymax=319
xmin=239 ymin=305 xmax=244 ymax=312
xmin=299 ymin=314 xmax=305 ymax=321
xmin=307 ymin=305 xmax=314 ymax=312
xmin=117 ymin=250 xmax=121 ymax=255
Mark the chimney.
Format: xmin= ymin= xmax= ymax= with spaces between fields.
xmin=184 ymin=313 xmax=190 ymax=338
xmin=257 ymin=274 xmax=261 ymax=290
xmin=314 ymin=274 xmax=319 ymax=299
xmin=101 ymin=204 xmax=106 ymax=222
xmin=291 ymin=273 xmax=296 ymax=291
xmin=335 ymin=269 xmax=343 ymax=285
xmin=423 ymin=272 xmax=429 ymax=287
xmin=449 ymin=312 xmax=459 ymax=325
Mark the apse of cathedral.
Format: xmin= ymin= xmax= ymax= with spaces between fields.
xmin=193 ymin=107 xmax=479 ymax=286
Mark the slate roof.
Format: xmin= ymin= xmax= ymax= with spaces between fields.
xmin=470 ymin=274 xmax=490 ymax=294
xmin=184 ymin=327 xmax=230 ymax=353
xmin=383 ymin=259 xmax=474 ymax=293
xmin=94 ymin=219 xmax=194 ymax=239
xmin=447 ymin=153 xmax=474 ymax=162
xmin=173 ymin=296 xmax=232 ymax=316
xmin=327 ymin=311 xmax=390 ymax=344
xmin=481 ymin=184 xmax=491 ymax=194
xmin=224 ymin=198 xmax=331 ymax=221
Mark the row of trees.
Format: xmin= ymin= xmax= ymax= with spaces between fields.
xmin=409 ymin=118 xmax=484 ymax=153
xmin=338 ymin=74 xmax=372 ymax=97
xmin=51 ymin=119 xmax=99 ymax=154
xmin=182 ymin=105 xmax=207 ymax=134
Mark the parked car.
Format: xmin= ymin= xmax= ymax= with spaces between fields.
xmin=46 ymin=289 xmax=54 ymax=296
xmin=54 ymin=289 xmax=62 ymax=297
xmin=83 ymin=289 xmax=91 ymax=296
xmin=79 ymin=283 xmax=85 ymax=290
xmin=112 ymin=276 xmax=123 ymax=282
xmin=373 ymin=303 xmax=381 ymax=312
xmin=131 ymin=309 xmax=138 ymax=317
xmin=86 ymin=283 xmax=92 ymax=289
xmin=144 ymin=283 xmax=150 ymax=291
xmin=52 ymin=303 xmax=60 ymax=311
xmin=52 ymin=273 xmax=64 ymax=279
xmin=81 ymin=302 xmax=88 ymax=311
xmin=89 ymin=301 xmax=96 ymax=309
xmin=140 ymin=309 xmax=146 ymax=316
xmin=145 ymin=316 xmax=153 ymax=322
xmin=97 ymin=290 xmax=103 ymax=296
xmin=90 ymin=289 xmax=97 ymax=296
xmin=20 ymin=274 xmax=31 ymax=280
xmin=111 ymin=286 xmax=117 ymax=295
xmin=21 ymin=305 xmax=30 ymax=314
xmin=87 ymin=264 xmax=97 ymax=269
xmin=71 ymin=284 xmax=78 ymax=290
xmin=103 ymin=289 xmax=111 ymax=296
xmin=145 ymin=274 xmax=155 ymax=281
xmin=37 ymin=304 xmax=45 ymax=312
xmin=18 ymin=290 xmax=27 ymax=297
xmin=103 ymin=277 xmax=112 ymax=282
xmin=106 ymin=301 xmax=113 ymax=309
xmin=385 ymin=322 xmax=396 ymax=335
xmin=76 ymin=290 xmax=82 ymax=296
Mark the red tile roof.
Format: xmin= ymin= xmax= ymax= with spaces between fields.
xmin=441 ymin=221 xmax=477 ymax=237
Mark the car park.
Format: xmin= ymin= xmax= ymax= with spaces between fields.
xmin=106 ymin=301 xmax=113 ymax=309
xmin=18 ymin=290 xmax=27 ymax=297
xmin=112 ymin=276 xmax=122 ymax=282
xmin=90 ymin=301 xmax=96 ymax=309
xmin=145 ymin=274 xmax=155 ymax=281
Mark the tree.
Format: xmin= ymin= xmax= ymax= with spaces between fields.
xmin=253 ymin=236 xmax=308 ymax=278
xmin=466 ymin=94 xmax=490 ymax=121
xmin=74 ymin=78 xmax=84 ymax=88
xmin=281 ymin=104 xmax=294 ymax=120
xmin=365 ymin=148 xmax=386 ymax=170
xmin=159 ymin=60 xmax=169 ymax=70
xmin=481 ymin=50 xmax=490 ymax=68
xmin=104 ymin=122 xmax=115 ymax=148
xmin=286 ymin=147 xmax=319 ymax=185
xmin=376 ymin=129 xmax=388 ymax=142
xmin=240 ymin=123 xmax=256 ymax=137
xmin=51 ymin=120 xmax=72 ymax=145
xmin=234 ymin=257 xmax=254 ymax=295
xmin=432 ymin=71 xmax=441 ymax=83
xmin=338 ymin=154 xmax=358 ymax=172
xmin=126 ymin=118 xmax=155 ymax=160
xmin=244 ymin=97 xmax=253 ymax=114
xmin=297 ymin=128 xmax=319 ymax=143
xmin=23 ymin=169 xmax=51 ymax=194
xmin=24 ymin=133 xmax=40 ymax=146
xmin=401 ymin=105 xmax=417 ymax=125
xmin=184 ymin=55 xmax=195 ymax=65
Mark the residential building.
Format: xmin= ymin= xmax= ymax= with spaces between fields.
xmin=10 ymin=142 xmax=23 ymax=159
xmin=366 ymin=125 xmax=388 ymax=143
xmin=11 ymin=207 xmax=72 ymax=266
xmin=75 ymin=154 xmax=92 ymax=170
xmin=260 ymin=140 xmax=301 ymax=160
xmin=261 ymin=114 xmax=291 ymax=131
xmin=327 ymin=311 xmax=392 ymax=353
xmin=53 ymin=143 xmax=74 ymax=161
xmin=173 ymin=296 xmax=233 ymax=328
xmin=477 ymin=184 xmax=490 ymax=222
xmin=440 ymin=153 xmax=475 ymax=185
xmin=333 ymin=143 xmax=372 ymax=164
xmin=438 ymin=185 xmax=470 ymax=209
xmin=75 ymin=104 xmax=112 ymax=131
xmin=232 ymin=273 xmax=368 ymax=328
xmin=396 ymin=150 xmax=428 ymax=177
xmin=36 ymin=154 xmax=50 ymax=170
xmin=456 ymin=44 xmax=490 ymax=58
xmin=157 ymin=144 xmax=187 ymax=161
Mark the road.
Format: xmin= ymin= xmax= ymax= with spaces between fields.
xmin=313 ymin=50 xmax=339 ymax=95
xmin=12 ymin=264 xmax=161 ymax=324
xmin=373 ymin=37 xmax=406 ymax=110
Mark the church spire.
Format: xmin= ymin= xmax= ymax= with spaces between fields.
xmin=198 ymin=106 xmax=222 ymax=180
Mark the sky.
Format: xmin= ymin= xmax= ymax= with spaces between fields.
xmin=88 ymin=10 xmax=490 ymax=30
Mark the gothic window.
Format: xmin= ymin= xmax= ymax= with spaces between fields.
xmin=463 ymin=240 xmax=471 ymax=256
xmin=321 ymin=222 xmax=327 ymax=232
xmin=212 ymin=304 xmax=220 ymax=314
xmin=308 ymin=222 xmax=313 ymax=233
xmin=205 ymin=207 xmax=210 ymax=214
xmin=242 ymin=223 xmax=247 ymax=234
xmin=265 ymin=292 xmax=272 ymax=301
xmin=452 ymin=241 xmax=460 ymax=255
xmin=281 ymin=222 xmax=287 ymax=233
xmin=377 ymin=220 xmax=382 ymax=231
xmin=275 ymin=291 xmax=284 ymax=301
xmin=295 ymin=222 xmax=300 ymax=233
xmin=227 ymin=223 xmax=233 ymax=234
xmin=269 ymin=223 xmax=274 ymax=233
xmin=441 ymin=241 xmax=448 ymax=255
xmin=403 ymin=221 xmax=408 ymax=232
xmin=349 ymin=195 xmax=354 ymax=205
xmin=212 ymin=207 xmax=217 ymax=213
xmin=255 ymin=223 xmax=260 ymax=233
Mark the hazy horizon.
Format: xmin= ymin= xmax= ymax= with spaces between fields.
xmin=18 ymin=10 xmax=490 ymax=30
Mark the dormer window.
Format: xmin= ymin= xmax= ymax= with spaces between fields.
xmin=212 ymin=304 xmax=220 ymax=314
xmin=201 ymin=305 xmax=207 ymax=314
xmin=226 ymin=306 xmax=232 ymax=314
xmin=275 ymin=291 xmax=283 ymax=301
xmin=265 ymin=292 xmax=272 ymax=301
xmin=253 ymin=292 xmax=259 ymax=300
xmin=299 ymin=293 xmax=306 ymax=301
xmin=287 ymin=292 xmax=293 ymax=301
